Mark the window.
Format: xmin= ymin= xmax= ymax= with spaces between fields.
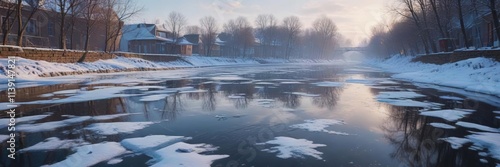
xmin=26 ymin=19 xmax=37 ymax=35
xmin=48 ymin=21 xmax=54 ymax=36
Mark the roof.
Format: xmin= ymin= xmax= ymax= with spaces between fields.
xmin=176 ymin=37 xmax=193 ymax=45
xmin=122 ymin=24 xmax=173 ymax=42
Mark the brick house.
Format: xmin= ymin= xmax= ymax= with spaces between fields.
xmin=0 ymin=2 xmax=121 ymax=51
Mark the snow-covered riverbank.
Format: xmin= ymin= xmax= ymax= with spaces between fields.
xmin=368 ymin=55 xmax=500 ymax=97
xmin=0 ymin=56 xmax=340 ymax=82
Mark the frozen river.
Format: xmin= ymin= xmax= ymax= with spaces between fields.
xmin=1 ymin=63 xmax=499 ymax=167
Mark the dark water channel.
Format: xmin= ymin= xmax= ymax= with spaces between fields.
xmin=0 ymin=64 xmax=499 ymax=167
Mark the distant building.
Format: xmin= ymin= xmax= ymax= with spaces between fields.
xmin=120 ymin=24 xmax=173 ymax=54
xmin=184 ymin=34 xmax=202 ymax=55
xmin=0 ymin=1 xmax=121 ymax=51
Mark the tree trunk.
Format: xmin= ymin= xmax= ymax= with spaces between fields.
xmin=16 ymin=1 xmax=23 ymax=46
xmin=490 ymin=0 xmax=500 ymax=47
xmin=458 ymin=0 xmax=470 ymax=48
xmin=60 ymin=16 xmax=67 ymax=49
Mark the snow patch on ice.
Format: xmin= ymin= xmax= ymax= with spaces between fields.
xmin=257 ymin=136 xmax=326 ymax=160
xmin=439 ymin=137 xmax=471 ymax=149
xmin=148 ymin=142 xmax=229 ymax=167
xmin=376 ymin=91 xmax=426 ymax=99
xmin=456 ymin=121 xmax=500 ymax=133
xmin=312 ymin=81 xmax=343 ymax=87
xmin=0 ymin=114 xmax=50 ymax=129
xmin=85 ymin=122 xmax=155 ymax=135
xmin=0 ymin=135 xmax=10 ymax=142
xmin=121 ymin=135 xmax=192 ymax=152
xmin=41 ymin=142 xmax=127 ymax=167
xmin=290 ymin=119 xmax=348 ymax=135
xmin=466 ymin=132 xmax=500 ymax=161
xmin=378 ymin=99 xmax=443 ymax=108
xmin=429 ymin=123 xmax=456 ymax=129
xmin=420 ymin=109 xmax=474 ymax=122
xmin=107 ymin=158 xmax=123 ymax=165
xmin=17 ymin=116 xmax=91 ymax=132
xmin=20 ymin=137 xmax=89 ymax=152
xmin=439 ymin=96 xmax=465 ymax=101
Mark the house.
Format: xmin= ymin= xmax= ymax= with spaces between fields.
xmin=0 ymin=1 xmax=121 ymax=51
xmin=174 ymin=37 xmax=193 ymax=55
xmin=120 ymin=24 xmax=174 ymax=54
xmin=184 ymin=34 xmax=202 ymax=55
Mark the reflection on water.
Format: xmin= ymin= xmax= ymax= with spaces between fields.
xmin=0 ymin=65 xmax=499 ymax=167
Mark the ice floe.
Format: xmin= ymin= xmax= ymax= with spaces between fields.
xmin=139 ymin=94 xmax=170 ymax=102
xmin=121 ymin=135 xmax=191 ymax=152
xmin=439 ymin=137 xmax=471 ymax=149
xmin=420 ymin=109 xmax=474 ymax=121
xmin=429 ymin=123 xmax=456 ymax=129
xmin=378 ymin=99 xmax=443 ymax=108
xmin=376 ymin=91 xmax=425 ymax=99
xmin=312 ymin=81 xmax=343 ymax=87
xmin=17 ymin=116 xmax=92 ymax=132
xmin=455 ymin=121 xmax=500 ymax=133
xmin=0 ymin=114 xmax=51 ymax=129
xmin=85 ymin=122 xmax=155 ymax=135
xmin=290 ymin=119 xmax=348 ymax=135
xmin=466 ymin=132 xmax=500 ymax=161
xmin=280 ymin=81 xmax=303 ymax=84
xmin=287 ymin=92 xmax=320 ymax=97
xmin=148 ymin=142 xmax=229 ymax=167
xmin=0 ymin=135 xmax=9 ymax=142
xmin=227 ymin=95 xmax=245 ymax=99
xmin=41 ymin=142 xmax=127 ymax=167
xmin=20 ymin=137 xmax=89 ymax=152
xmin=257 ymin=136 xmax=326 ymax=160
xmin=91 ymin=113 xmax=138 ymax=121
xmin=107 ymin=158 xmax=123 ymax=165
xmin=439 ymin=96 xmax=465 ymax=101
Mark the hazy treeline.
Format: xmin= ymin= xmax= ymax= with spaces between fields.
xmin=165 ymin=12 xmax=348 ymax=59
xmin=1 ymin=0 xmax=141 ymax=52
xmin=367 ymin=0 xmax=500 ymax=57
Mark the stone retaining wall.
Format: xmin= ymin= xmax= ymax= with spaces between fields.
xmin=0 ymin=46 xmax=115 ymax=63
xmin=412 ymin=50 xmax=500 ymax=64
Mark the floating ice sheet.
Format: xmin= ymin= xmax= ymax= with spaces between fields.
xmin=429 ymin=123 xmax=456 ymax=129
xmin=378 ymin=99 xmax=443 ymax=108
xmin=456 ymin=121 xmax=500 ymax=133
xmin=439 ymin=137 xmax=470 ymax=149
xmin=0 ymin=114 xmax=50 ymax=129
xmin=149 ymin=142 xmax=229 ymax=167
xmin=467 ymin=132 xmax=500 ymax=161
xmin=257 ymin=136 xmax=326 ymax=160
xmin=20 ymin=137 xmax=89 ymax=152
xmin=85 ymin=122 xmax=155 ymax=135
xmin=439 ymin=96 xmax=465 ymax=101
xmin=420 ymin=109 xmax=474 ymax=122
xmin=17 ymin=116 xmax=92 ymax=133
xmin=121 ymin=135 xmax=191 ymax=152
xmin=290 ymin=119 xmax=348 ymax=135
xmin=41 ymin=142 xmax=127 ymax=167
xmin=139 ymin=94 xmax=170 ymax=102
xmin=312 ymin=81 xmax=343 ymax=87
xmin=376 ymin=91 xmax=425 ymax=99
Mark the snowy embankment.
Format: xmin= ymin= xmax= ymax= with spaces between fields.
xmin=0 ymin=55 xmax=342 ymax=82
xmin=368 ymin=55 xmax=500 ymax=97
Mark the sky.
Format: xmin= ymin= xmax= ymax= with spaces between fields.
xmin=130 ymin=0 xmax=391 ymax=46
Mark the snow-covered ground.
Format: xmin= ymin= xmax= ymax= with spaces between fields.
xmin=0 ymin=56 xmax=343 ymax=82
xmin=368 ymin=55 xmax=500 ymax=97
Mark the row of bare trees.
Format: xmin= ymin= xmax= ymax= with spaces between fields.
xmin=161 ymin=12 xmax=344 ymax=59
xmin=1 ymin=0 xmax=140 ymax=53
xmin=368 ymin=0 xmax=500 ymax=57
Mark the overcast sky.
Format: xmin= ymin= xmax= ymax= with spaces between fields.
xmin=130 ymin=0 xmax=391 ymax=46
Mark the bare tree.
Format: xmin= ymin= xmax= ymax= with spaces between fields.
xmin=15 ymin=0 xmax=44 ymax=46
xmin=488 ymin=0 xmax=500 ymax=47
xmin=282 ymin=16 xmax=302 ymax=59
xmin=78 ymin=0 xmax=102 ymax=62
xmin=255 ymin=14 xmax=278 ymax=57
xmin=312 ymin=16 xmax=338 ymax=58
xmin=199 ymin=16 xmax=218 ymax=56
xmin=165 ymin=11 xmax=187 ymax=41
xmin=457 ymin=0 xmax=469 ymax=48
xmin=49 ymin=0 xmax=83 ymax=49
xmin=102 ymin=0 xmax=141 ymax=52
xmin=1 ymin=0 xmax=17 ymax=45
xmin=185 ymin=25 xmax=201 ymax=34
